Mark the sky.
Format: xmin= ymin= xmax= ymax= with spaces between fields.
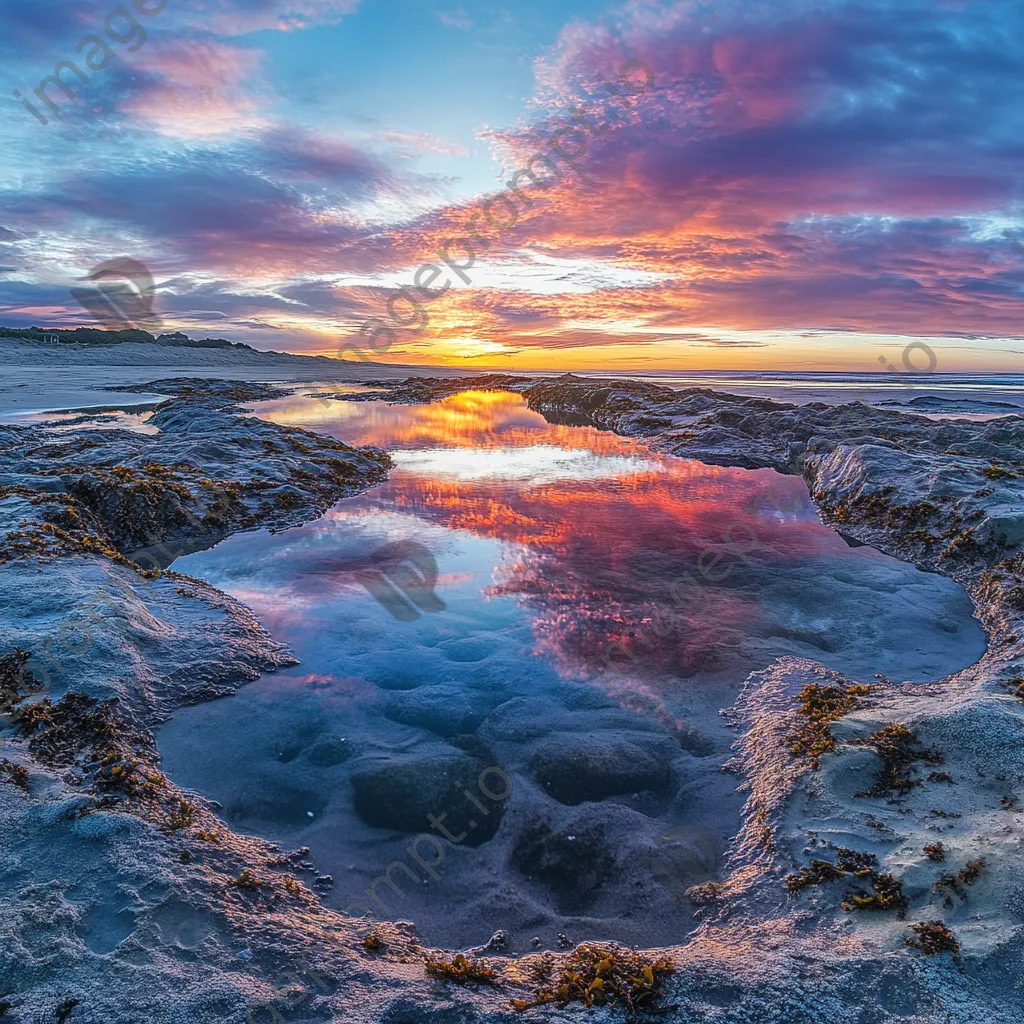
xmin=2 ymin=0 xmax=1024 ymax=372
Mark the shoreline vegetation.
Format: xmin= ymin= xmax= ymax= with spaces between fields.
xmin=1 ymin=368 xmax=1023 ymax=1022
xmin=0 ymin=325 xmax=256 ymax=350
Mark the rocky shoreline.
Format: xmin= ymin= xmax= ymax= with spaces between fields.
xmin=2 ymin=375 xmax=1023 ymax=1023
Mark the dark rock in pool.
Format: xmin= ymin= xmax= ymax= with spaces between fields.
xmin=224 ymin=786 xmax=328 ymax=828
xmin=640 ymin=824 xmax=724 ymax=900
xmin=306 ymin=736 xmax=352 ymax=766
xmin=511 ymin=817 xmax=616 ymax=912
xmin=528 ymin=734 xmax=676 ymax=805
xmin=350 ymin=751 xmax=505 ymax=846
xmin=380 ymin=684 xmax=479 ymax=737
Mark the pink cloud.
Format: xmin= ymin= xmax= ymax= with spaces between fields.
xmin=119 ymin=41 xmax=266 ymax=137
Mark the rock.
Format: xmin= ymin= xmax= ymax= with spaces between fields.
xmin=306 ymin=736 xmax=351 ymax=766
xmin=511 ymin=817 xmax=616 ymax=911
xmin=473 ymin=929 xmax=510 ymax=954
xmin=0 ymin=376 xmax=391 ymax=559
xmin=380 ymin=685 xmax=479 ymax=737
xmin=528 ymin=733 xmax=676 ymax=805
xmin=640 ymin=825 xmax=723 ymax=900
xmin=479 ymin=697 xmax=562 ymax=741
xmin=224 ymin=785 xmax=329 ymax=828
xmin=349 ymin=751 xmax=504 ymax=845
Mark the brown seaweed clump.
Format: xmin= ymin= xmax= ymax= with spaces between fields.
xmin=1000 ymin=675 xmax=1024 ymax=702
xmin=166 ymin=798 xmax=197 ymax=831
xmin=905 ymin=920 xmax=960 ymax=958
xmin=12 ymin=692 xmax=164 ymax=802
xmin=785 ymin=846 xmax=907 ymax=917
xmin=425 ymin=954 xmax=498 ymax=985
xmin=786 ymin=848 xmax=876 ymax=893
xmin=511 ymin=945 xmax=674 ymax=1012
xmin=852 ymin=723 xmax=943 ymax=800
xmin=229 ymin=869 xmax=264 ymax=891
xmin=841 ymin=871 xmax=908 ymax=917
xmin=788 ymin=683 xmax=873 ymax=765
xmin=934 ymin=859 xmax=988 ymax=908
xmin=0 ymin=489 xmax=152 ymax=576
xmin=0 ymin=648 xmax=40 ymax=712
xmin=923 ymin=843 xmax=946 ymax=862
xmin=0 ymin=760 xmax=29 ymax=791
xmin=786 ymin=860 xmax=846 ymax=893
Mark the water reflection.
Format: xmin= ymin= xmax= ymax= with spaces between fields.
xmin=156 ymin=387 xmax=986 ymax=950
xmin=247 ymin=388 xmax=984 ymax=690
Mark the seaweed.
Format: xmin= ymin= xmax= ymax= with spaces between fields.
xmin=786 ymin=848 xmax=902 ymax=918
xmin=905 ymin=920 xmax=960 ymax=958
xmin=786 ymin=848 xmax=877 ymax=892
xmin=841 ymin=871 xmax=907 ymax=917
xmin=923 ymin=843 xmax=946 ymax=862
xmin=0 ymin=648 xmax=40 ymax=712
xmin=934 ymin=859 xmax=987 ymax=908
xmin=788 ymin=683 xmax=873 ymax=766
xmin=0 ymin=760 xmax=29 ymax=791
xmin=834 ymin=848 xmax=878 ymax=875
xmin=512 ymin=945 xmax=674 ymax=1013
xmin=1000 ymin=675 xmax=1024 ymax=702
xmin=425 ymin=954 xmax=498 ymax=985
xmin=786 ymin=860 xmax=846 ymax=893
xmin=983 ymin=464 xmax=1020 ymax=480
xmin=821 ymin=489 xmax=940 ymax=534
xmin=852 ymin=724 xmax=943 ymax=800
xmin=167 ymin=799 xmax=197 ymax=831
xmin=229 ymin=869 xmax=264 ymax=891
xmin=13 ymin=693 xmax=162 ymax=795
xmin=685 ymin=880 xmax=727 ymax=905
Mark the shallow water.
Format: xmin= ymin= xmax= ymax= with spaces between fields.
xmin=156 ymin=389 xmax=986 ymax=950
xmin=0 ymin=404 xmax=161 ymax=433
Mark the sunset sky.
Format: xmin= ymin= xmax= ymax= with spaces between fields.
xmin=3 ymin=0 xmax=1024 ymax=371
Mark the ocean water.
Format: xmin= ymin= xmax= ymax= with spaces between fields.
xmin=155 ymin=389 xmax=987 ymax=950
